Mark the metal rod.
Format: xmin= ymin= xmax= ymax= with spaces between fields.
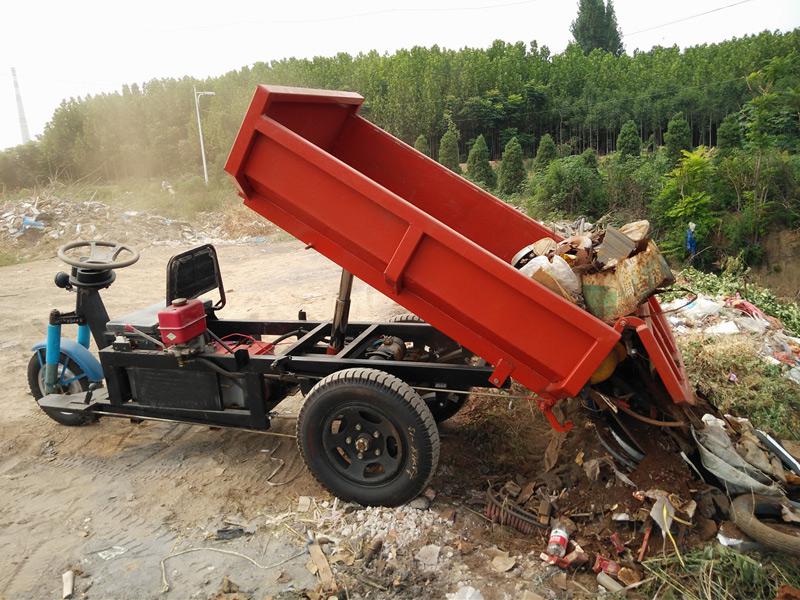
xmin=412 ymin=386 xmax=530 ymax=399
xmin=194 ymin=86 xmax=215 ymax=186
xmin=295 ymin=376 xmax=530 ymax=400
xmin=328 ymin=269 xmax=353 ymax=353
xmin=91 ymin=411 xmax=297 ymax=438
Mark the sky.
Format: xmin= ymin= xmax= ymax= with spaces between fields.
xmin=1 ymin=0 xmax=799 ymax=150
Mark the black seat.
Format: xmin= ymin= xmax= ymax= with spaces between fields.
xmin=107 ymin=302 xmax=164 ymax=335
xmin=107 ymin=245 xmax=224 ymax=335
xmin=166 ymin=244 xmax=225 ymax=310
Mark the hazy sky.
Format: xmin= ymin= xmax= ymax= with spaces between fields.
xmin=1 ymin=0 xmax=798 ymax=150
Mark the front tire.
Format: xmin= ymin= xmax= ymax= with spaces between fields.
xmin=27 ymin=351 xmax=95 ymax=426
xmin=297 ymin=368 xmax=439 ymax=506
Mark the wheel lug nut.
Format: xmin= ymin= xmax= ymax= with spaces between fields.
xmin=345 ymin=436 xmax=352 ymax=444
xmin=355 ymin=424 xmax=362 ymax=431
xmin=357 ymin=452 xmax=364 ymax=459
xmin=372 ymin=431 xmax=379 ymax=438
xmin=374 ymin=449 xmax=381 ymax=456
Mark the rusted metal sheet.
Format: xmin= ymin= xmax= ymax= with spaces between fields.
xmin=582 ymin=241 xmax=674 ymax=324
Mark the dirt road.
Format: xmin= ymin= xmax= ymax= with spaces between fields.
xmin=0 ymin=240 xmax=395 ymax=599
xmin=0 ymin=239 xmax=558 ymax=599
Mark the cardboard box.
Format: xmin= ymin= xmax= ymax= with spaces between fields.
xmin=582 ymin=241 xmax=674 ymax=323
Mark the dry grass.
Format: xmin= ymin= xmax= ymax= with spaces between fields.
xmin=642 ymin=545 xmax=800 ymax=600
xmin=213 ymin=203 xmax=278 ymax=238
xmin=451 ymin=387 xmax=551 ymax=473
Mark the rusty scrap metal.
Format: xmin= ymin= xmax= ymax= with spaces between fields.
xmin=485 ymin=483 xmax=548 ymax=534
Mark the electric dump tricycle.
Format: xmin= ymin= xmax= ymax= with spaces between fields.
xmin=30 ymin=86 xmax=695 ymax=506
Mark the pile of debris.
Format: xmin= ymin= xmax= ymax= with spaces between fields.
xmin=661 ymin=292 xmax=800 ymax=384
xmin=0 ymin=192 xmax=274 ymax=260
xmin=484 ymin=400 xmax=800 ymax=593
xmin=514 ymin=219 xmax=672 ymax=323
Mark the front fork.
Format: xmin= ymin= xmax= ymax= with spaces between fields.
xmin=44 ymin=309 xmax=91 ymax=394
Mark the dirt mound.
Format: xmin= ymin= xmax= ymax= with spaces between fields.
xmin=1 ymin=192 xmax=276 ymax=261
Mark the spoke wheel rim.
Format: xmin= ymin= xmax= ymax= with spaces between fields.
xmin=321 ymin=402 xmax=404 ymax=485
xmin=38 ymin=362 xmax=83 ymax=396
xmin=37 ymin=360 xmax=84 ymax=418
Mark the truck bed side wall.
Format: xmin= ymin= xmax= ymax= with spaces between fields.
xmin=226 ymin=86 xmax=621 ymax=398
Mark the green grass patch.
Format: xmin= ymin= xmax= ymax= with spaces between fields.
xmin=642 ymin=544 xmax=800 ymax=600
xmin=680 ymin=335 xmax=800 ymax=439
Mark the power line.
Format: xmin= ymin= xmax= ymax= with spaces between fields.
xmin=623 ymin=0 xmax=759 ymax=38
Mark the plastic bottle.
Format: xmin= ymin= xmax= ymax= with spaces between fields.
xmin=546 ymin=521 xmax=570 ymax=557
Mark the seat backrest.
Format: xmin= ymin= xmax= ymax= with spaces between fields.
xmin=166 ymin=244 xmax=226 ymax=311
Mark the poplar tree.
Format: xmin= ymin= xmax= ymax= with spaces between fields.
xmin=571 ymin=0 xmax=624 ymax=56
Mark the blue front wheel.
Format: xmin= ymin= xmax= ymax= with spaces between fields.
xmin=27 ymin=351 xmax=95 ymax=426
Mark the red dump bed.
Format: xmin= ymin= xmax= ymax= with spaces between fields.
xmin=225 ymin=85 xmax=691 ymax=408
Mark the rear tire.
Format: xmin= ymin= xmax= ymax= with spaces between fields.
xmin=297 ymin=368 xmax=439 ymax=506
xmin=27 ymin=351 xmax=95 ymax=426
xmin=389 ymin=313 xmax=470 ymax=422
xmin=388 ymin=313 xmax=424 ymax=324
xmin=421 ymin=391 xmax=468 ymax=423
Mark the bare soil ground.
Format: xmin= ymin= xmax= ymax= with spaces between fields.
xmin=0 ymin=239 xmax=565 ymax=600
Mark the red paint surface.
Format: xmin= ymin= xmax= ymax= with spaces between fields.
xmin=224 ymin=85 xmax=693 ymax=406
xmin=157 ymin=299 xmax=207 ymax=346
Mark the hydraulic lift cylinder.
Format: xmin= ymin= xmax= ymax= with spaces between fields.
xmin=329 ymin=269 xmax=353 ymax=353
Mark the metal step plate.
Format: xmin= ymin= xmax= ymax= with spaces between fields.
xmin=38 ymin=388 xmax=107 ymax=413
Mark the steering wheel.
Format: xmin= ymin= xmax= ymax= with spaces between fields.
xmin=57 ymin=240 xmax=140 ymax=270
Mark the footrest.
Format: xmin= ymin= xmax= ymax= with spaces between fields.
xmin=38 ymin=388 xmax=107 ymax=413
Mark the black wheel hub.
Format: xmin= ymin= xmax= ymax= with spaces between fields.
xmin=321 ymin=403 xmax=403 ymax=485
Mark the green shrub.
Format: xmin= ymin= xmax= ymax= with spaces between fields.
xmin=413 ymin=134 xmax=429 ymax=156
xmin=664 ymin=112 xmax=692 ymax=163
xmin=650 ymin=147 xmax=718 ymax=260
xmin=466 ymin=134 xmax=495 ymax=188
xmin=438 ymin=125 xmax=461 ymax=173
xmin=531 ymin=153 xmax=607 ymax=217
xmin=497 ymin=137 xmax=526 ymax=195
xmin=533 ymin=133 xmax=557 ymax=171
xmin=616 ymin=119 xmax=641 ymax=158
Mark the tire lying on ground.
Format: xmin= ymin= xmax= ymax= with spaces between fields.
xmin=297 ymin=368 xmax=439 ymax=506
xmin=730 ymin=494 xmax=800 ymax=556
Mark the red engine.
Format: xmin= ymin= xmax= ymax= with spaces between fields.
xmin=157 ymin=298 xmax=207 ymax=346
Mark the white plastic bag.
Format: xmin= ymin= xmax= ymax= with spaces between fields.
xmin=520 ymin=255 xmax=581 ymax=300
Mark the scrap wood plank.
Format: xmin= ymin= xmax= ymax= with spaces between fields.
xmin=308 ymin=542 xmax=337 ymax=592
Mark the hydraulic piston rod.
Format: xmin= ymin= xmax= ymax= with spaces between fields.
xmin=328 ymin=269 xmax=353 ymax=353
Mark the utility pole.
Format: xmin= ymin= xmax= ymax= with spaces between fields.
xmin=193 ymin=86 xmax=215 ymax=185
xmin=11 ymin=68 xmax=31 ymax=144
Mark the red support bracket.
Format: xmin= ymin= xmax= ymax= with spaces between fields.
xmin=489 ymin=357 xmax=515 ymax=388
xmin=535 ymin=393 xmax=574 ymax=433
xmin=384 ymin=226 xmax=423 ymax=293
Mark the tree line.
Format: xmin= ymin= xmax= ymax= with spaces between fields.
xmin=1 ymin=28 xmax=797 ymax=191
